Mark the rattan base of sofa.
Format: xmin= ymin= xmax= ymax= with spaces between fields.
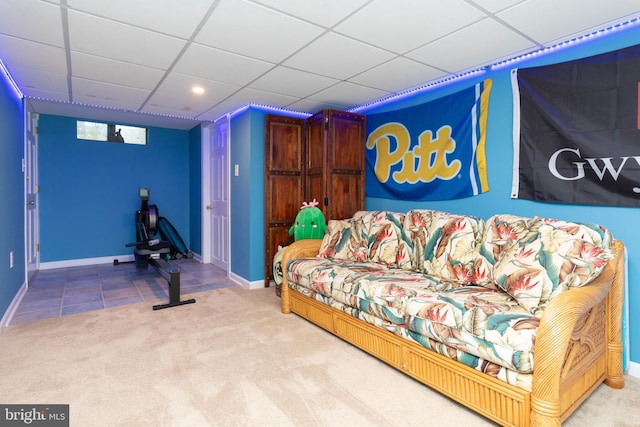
xmin=289 ymin=288 xmax=530 ymax=427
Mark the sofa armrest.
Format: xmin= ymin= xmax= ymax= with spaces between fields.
xmin=531 ymin=240 xmax=625 ymax=425
xmin=280 ymin=239 xmax=323 ymax=314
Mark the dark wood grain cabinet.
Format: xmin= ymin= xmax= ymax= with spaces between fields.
xmin=264 ymin=110 xmax=365 ymax=286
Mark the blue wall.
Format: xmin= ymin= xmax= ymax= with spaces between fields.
xmin=0 ymin=70 xmax=25 ymax=318
xmin=229 ymin=108 xmax=267 ymax=282
xmin=363 ymin=24 xmax=640 ymax=365
xmin=38 ymin=115 xmax=192 ymax=262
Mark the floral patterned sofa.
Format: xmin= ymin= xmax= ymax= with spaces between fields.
xmin=280 ymin=210 xmax=625 ymax=427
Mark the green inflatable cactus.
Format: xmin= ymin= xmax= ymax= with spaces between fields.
xmin=289 ymin=199 xmax=327 ymax=241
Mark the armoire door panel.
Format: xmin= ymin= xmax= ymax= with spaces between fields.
xmin=264 ymin=114 xmax=305 ymax=287
xmin=269 ymin=175 xmax=304 ymax=222
xmin=267 ymin=122 xmax=303 ymax=171
xmin=329 ymin=174 xmax=364 ymax=220
xmin=329 ymin=113 xmax=365 ymax=171
xmin=307 ymin=114 xmax=325 ymax=171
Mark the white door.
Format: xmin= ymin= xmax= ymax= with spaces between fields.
xmin=25 ymin=110 xmax=39 ymax=281
xmin=207 ymin=117 xmax=229 ymax=270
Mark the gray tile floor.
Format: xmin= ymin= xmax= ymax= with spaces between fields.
xmin=11 ymin=258 xmax=234 ymax=325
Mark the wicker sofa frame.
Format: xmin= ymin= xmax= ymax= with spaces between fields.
xmin=280 ymin=239 xmax=625 ymax=427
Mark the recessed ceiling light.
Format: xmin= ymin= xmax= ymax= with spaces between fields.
xmin=192 ymin=86 xmax=205 ymax=95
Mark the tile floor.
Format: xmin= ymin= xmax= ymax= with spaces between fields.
xmin=11 ymin=258 xmax=235 ymax=325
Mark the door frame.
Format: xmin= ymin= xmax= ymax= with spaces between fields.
xmin=24 ymin=107 xmax=39 ymax=283
xmin=201 ymin=116 xmax=231 ymax=268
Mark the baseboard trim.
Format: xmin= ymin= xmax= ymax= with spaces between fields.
xmin=628 ymin=361 xmax=640 ymax=378
xmin=39 ymin=255 xmax=135 ymax=270
xmin=0 ymin=280 xmax=27 ymax=328
xmin=228 ymin=271 xmax=269 ymax=290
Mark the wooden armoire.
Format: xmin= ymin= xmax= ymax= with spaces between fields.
xmin=264 ymin=109 xmax=366 ymax=286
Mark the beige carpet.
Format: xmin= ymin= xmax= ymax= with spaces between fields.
xmin=1 ymin=285 xmax=638 ymax=427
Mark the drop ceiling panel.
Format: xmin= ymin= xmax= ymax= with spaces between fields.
xmin=251 ymin=0 xmax=370 ymax=28
xmin=156 ymin=72 xmax=240 ymax=102
xmin=308 ymin=81 xmax=389 ymax=106
xmin=173 ymin=43 xmax=274 ymax=86
xmin=408 ymin=18 xmax=536 ymax=72
xmin=195 ymin=0 xmax=325 ymax=63
xmin=334 ymin=0 xmax=486 ymax=54
xmin=71 ymin=77 xmax=151 ymax=106
xmin=287 ymin=98 xmax=347 ymax=114
xmin=467 ymin=0 xmax=526 ymax=14
xmin=349 ymin=57 xmax=446 ymax=93
xmin=10 ymin=67 xmax=68 ymax=96
xmin=71 ymin=52 xmax=166 ymax=91
xmin=283 ymin=32 xmax=396 ymax=80
xmin=68 ymin=10 xmax=186 ymax=69
xmin=66 ymin=0 xmax=216 ymax=39
xmin=21 ymin=86 xmax=70 ymax=102
xmin=249 ymin=66 xmax=339 ymax=98
xmin=498 ymin=0 xmax=640 ymax=45
xmin=0 ymin=36 xmax=67 ymax=74
xmin=223 ymin=87 xmax=300 ymax=109
xmin=0 ymin=0 xmax=64 ymax=47
xmin=142 ymin=92 xmax=214 ymax=118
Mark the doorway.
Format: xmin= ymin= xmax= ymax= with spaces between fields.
xmin=202 ymin=116 xmax=230 ymax=271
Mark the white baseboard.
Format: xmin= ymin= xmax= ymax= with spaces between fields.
xmin=628 ymin=361 xmax=640 ymax=378
xmin=40 ymin=254 xmax=134 ymax=270
xmin=228 ymin=271 xmax=269 ymax=290
xmin=0 ymin=280 xmax=27 ymax=328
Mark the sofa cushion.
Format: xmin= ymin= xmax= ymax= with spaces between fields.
xmin=474 ymin=214 xmax=537 ymax=287
xmin=492 ymin=219 xmax=614 ymax=313
xmin=318 ymin=219 xmax=368 ymax=261
xmin=287 ymin=257 xmax=460 ymax=325
xmin=404 ymin=286 xmax=539 ymax=373
xmin=365 ymin=211 xmax=405 ymax=267
xmin=412 ymin=210 xmax=485 ymax=284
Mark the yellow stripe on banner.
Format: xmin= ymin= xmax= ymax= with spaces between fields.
xmin=476 ymin=78 xmax=492 ymax=193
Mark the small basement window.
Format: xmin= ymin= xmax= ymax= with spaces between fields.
xmin=77 ymin=120 xmax=148 ymax=145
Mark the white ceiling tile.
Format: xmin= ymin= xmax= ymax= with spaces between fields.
xmin=498 ymin=0 xmax=640 ymax=45
xmin=284 ymin=32 xmax=396 ymax=80
xmin=0 ymin=0 xmax=64 ymax=47
xmin=174 ymin=43 xmax=275 ymax=86
xmin=0 ymin=36 xmax=67 ymax=74
xmin=71 ymin=52 xmax=166 ymax=91
xmin=349 ymin=57 xmax=446 ymax=93
xmin=143 ymin=91 xmax=221 ymax=116
xmin=408 ymin=18 xmax=535 ymax=72
xmin=66 ymin=0 xmax=215 ymax=39
xmin=72 ymin=95 xmax=142 ymax=112
xmin=156 ymin=72 xmax=240 ymax=103
xmin=466 ymin=0 xmax=526 ymax=14
xmin=250 ymin=0 xmax=370 ymax=28
xmin=196 ymin=0 xmax=325 ymax=63
xmin=249 ymin=66 xmax=339 ymax=98
xmin=8 ymin=66 xmax=68 ymax=94
xmin=22 ymin=87 xmax=69 ymax=102
xmin=307 ymin=81 xmax=389 ymax=106
xmin=335 ymin=0 xmax=486 ymax=54
xmin=196 ymin=103 xmax=240 ymax=122
xmin=68 ymin=10 xmax=186 ymax=69
xmin=223 ymin=87 xmax=300 ymax=108
xmin=71 ymin=77 xmax=151 ymax=106
xmin=287 ymin=98 xmax=348 ymax=113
